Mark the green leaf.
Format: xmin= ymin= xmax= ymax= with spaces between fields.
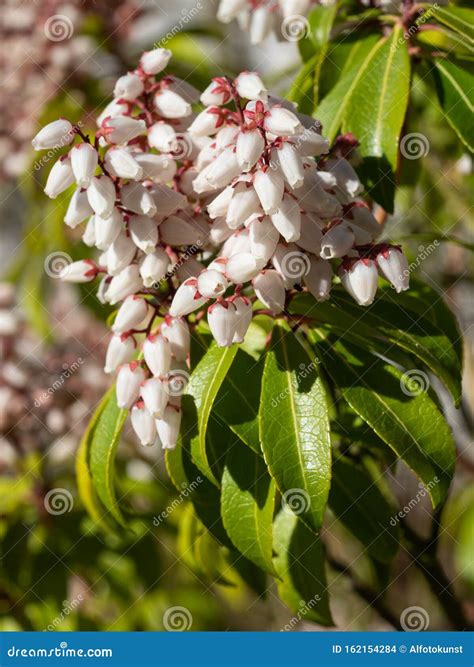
xmin=433 ymin=59 xmax=474 ymax=152
xmin=288 ymin=55 xmax=319 ymax=114
xmin=298 ymin=4 xmax=338 ymax=61
xmin=214 ymin=349 xmax=263 ymax=454
xmin=221 ymin=443 xmax=276 ymax=575
xmin=431 ymin=5 xmax=474 ymax=44
xmin=315 ymin=34 xmax=381 ymax=143
xmin=185 ymin=343 xmax=238 ymax=486
xmin=312 ymin=335 xmax=456 ymax=508
xmin=416 ymin=26 xmax=474 ymax=57
xmin=259 ymin=322 xmax=331 ymax=534
xmin=273 ymin=511 xmax=333 ymax=626
xmin=329 ymin=457 xmax=400 ymax=563
xmin=89 ymin=389 xmax=128 ymax=526
xmin=342 ymin=25 xmax=410 ymax=212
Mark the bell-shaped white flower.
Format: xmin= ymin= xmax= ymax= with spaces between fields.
xmin=102 ymin=116 xmax=146 ymax=144
xmin=82 ymin=216 xmax=97 ymax=247
xmin=272 ymin=242 xmax=308 ymax=287
xmin=236 ymin=129 xmax=265 ymax=172
xmin=143 ymin=333 xmax=172 ymax=377
xmin=222 ymin=229 xmax=251 ymax=257
xmin=326 ymin=158 xmax=363 ymax=201
xmin=188 ymin=108 xmax=222 ymax=137
xmin=249 ymin=216 xmax=280 ymax=262
xmin=104 ymin=333 xmax=136 ymax=374
xmin=44 ymin=157 xmax=75 ymax=198
xmin=349 ymin=204 xmax=381 ymax=243
xmin=231 ymin=296 xmax=253 ymax=343
xmin=201 ymin=80 xmax=230 ymax=106
xmin=320 ymin=222 xmax=355 ymax=259
xmin=253 ymin=270 xmax=285 ymax=314
xmin=161 ymin=317 xmax=190 ymax=361
xmin=209 ymin=217 xmax=234 ymax=246
xmin=114 ymin=72 xmax=144 ymax=101
xmin=226 ymin=252 xmax=261 ymax=283
xmin=112 ymin=296 xmax=149 ymax=333
xmin=275 ymin=143 xmax=305 ymax=189
xmin=340 ymin=258 xmax=379 ymax=306
xmin=154 ymin=89 xmax=191 ymax=119
xmin=148 ymin=122 xmax=178 ymax=152
xmin=206 ymin=147 xmax=241 ymax=189
xmin=253 ymin=168 xmax=284 ymax=215
xmin=59 ymin=259 xmax=97 ymax=283
xmin=217 ymin=0 xmax=248 ymax=22
xmin=140 ymin=377 xmax=168 ymax=418
xmin=140 ymin=48 xmax=172 ymax=75
xmin=304 ymin=256 xmax=332 ymax=302
xmin=87 ymin=175 xmax=116 ymax=218
xmin=131 ymin=403 xmax=157 ymax=447
xmin=116 ymin=362 xmax=146 ymax=409
xmin=294 ymin=130 xmax=330 ymax=157
xmin=97 ymin=99 xmax=128 ymax=127
xmin=207 ymin=186 xmax=234 ymax=219
xmin=104 ymin=148 xmax=143 ymax=180
xmin=106 ymin=264 xmax=143 ymax=305
xmin=264 ymin=107 xmax=304 ymax=136
xmin=120 ymin=182 xmax=157 ymax=217
xmin=208 ymin=301 xmax=237 ymax=347
xmin=216 ymin=126 xmax=240 ymax=151
xmin=169 ymin=279 xmax=208 ymax=317
xmin=32 ymin=119 xmax=75 ymax=150
xmin=64 ymin=188 xmax=93 ymax=228
xmin=297 ymin=175 xmax=342 ymax=218
xmin=133 ymin=153 xmax=176 ymax=182
xmin=250 ymin=5 xmax=273 ymax=44
xmin=140 ymin=249 xmax=171 ymax=287
xmin=94 ymin=208 xmax=123 ymax=251
xmin=70 ymin=143 xmax=98 ymax=188
xmin=377 ymin=247 xmax=410 ymax=293
xmin=197 ymin=269 xmax=229 ymax=298
xmin=235 ymin=72 xmax=268 ymax=102
xmin=156 ymin=406 xmax=182 ymax=450
xmin=271 ymin=195 xmax=301 ymax=242
xmin=106 ymin=232 xmax=136 ymax=276
xmin=227 ymin=183 xmax=261 ymax=228
xmin=129 ymin=215 xmax=159 ymax=254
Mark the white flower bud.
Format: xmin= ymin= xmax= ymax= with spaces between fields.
xmin=294 ymin=130 xmax=330 ymax=157
xmin=97 ymin=99 xmax=128 ymax=127
xmin=298 ymin=176 xmax=342 ymax=218
xmin=230 ymin=296 xmax=252 ymax=343
xmin=222 ymin=229 xmax=251 ymax=257
xmin=129 ymin=215 xmax=159 ymax=254
xmin=208 ymin=301 xmax=237 ymax=347
xmin=250 ymin=5 xmax=273 ymax=44
xmin=226 ymin=183 xmax=261 ymax=229
xmin=320 ymin=223 xmax=355 ymax=259
xmin=94 ymin=208 xmax=123 ymax=251
xmin=102 ymin=116 xmax=146 ymax=144
xmin=349 ymin=204 xmax=381 ymax=242
xmin=271 ymin=195 xmax=301 ymax=242
xmin=87 ymin=176 xmax=116 ymax=218
xmin=59 ymin=259 xmax=97 ymax=283
xmin=82 ymin=216 xmax=97 ymax=247
xmin=253 ymin=270 xmax=285 ymax=314
xmin=295 ymin=213 xmax=323 ymax=254
xmin=159 ymin=215 xmax=203 ymax=246
xmin=201 ymin=80 xmax=230 ymax=106
xmin=340 ymin=259 xmax=379 ymax=306
xmin=64 ymin=188 xmax=93 ymax=228
xmin=116 ymin=362 xmax=146 ymax=409
xmin=216 ymin=126 xmax=240 ymax=151
xmin=264 ymin=107 xmax=304 ymax=136
xmin=169 ymin=279 xmax=208 ymax=317
xmin=154 ymin=89 xmax=191 ymax=119
xmin=197 ymin=269 xmax=229 ymax=298
xmin=104 ymin=148 xmax=143 ymax=180
xmin=32 ymin=119 xmax=74 ymax=150
xmin=279 ymin=0 xmax=310 ymax=18
xmin=188 ymin=108 xmax=222 ymax=136
xmin=147 ymin=122 xmax=177 ymax=152
xmin=70 ymin=143 xmax=98 ymax=188
xmin=217 ymin=0 xmax=248 ymax=22
xmin=140 ymin=48 xmax=172 ymax=75
xmin=226 ymin=252 xmax=260 ymax=283
xmin=131 ymin=403 xmax=157 ymax=446
xmin=304 ymin=256 xmax=332 ymax=301
xmin=133 ymin=153 xmax=176 ymax=182
xmin=140 ymin=377 xmax=168 ymax=418
xmin=275 ymin=143 xmax=305 ymax=189
xmin=377 ymin=247 xmax=410 ymax=293
xmin=106 ymin=264 xmax=143 ymax=305
xmin=140 ymin=249 xmax=171 ymax=287
xmin=120 ymin=182 xmax=157 ymax=217
xmin=104 ymin=333 xmax=136 ymax=374
xmin=253 ymin=168 xmax=284 ymax=215
xmin=249 ymin=216 xmax=279 ymax=262
xmin=106 ymin=232 xmax=136 ymax=276
xmin=235 ymin=72 xmax=268 ymax=102
xmin=207 ymin=186 xmax=234 ymax=219
xmin=209 ymin=217 xmax=233 ymax=245
xmin=236 ymin=129 xmax=265 ymax=172
xmin=161 ymin=317 xmax=190 ymax=361
xmin=206 ymin=147 xmax=241 ymax=189
xmin=156 ymin=406 xmax=182 ymax=450
xmin=44 ymin=157 xmax=75 ymax=198
xmin=143 ymin=333 xmax=172 ymax=377
xmin=326 ymin=158 xmax=363 ymax=200
xmin=114 ymin=72 xmax=144 ymax=101
xmin=112 ymin=296 xmax=149 ymax=333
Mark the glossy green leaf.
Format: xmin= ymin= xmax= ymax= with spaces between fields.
xmin=313 ymin=335 xmax=456 ymax=508
xmin=329 ymin=457 xmax=400 ymax=563
xmin=288 ymin=54 xmax=318 ymax=114
xmin=416 ymin=26 xmax=473 ymax=57
xmin=273 ymin=511 xmax=333 ymax=626
xmin=431 ymin=5 xmax=474 ymax=44
xmin=89 ymin=389 xmax=128 ymax=526
xmin=185 ymin=343 xmax=238 ymax=486
xmin=433 ymin=59 xmax=474 ymax=152
xmin=298 ymin=4 xmax=337 ymax=61
xmin=259 ymin=322 xmax=331 ymax=534
xmin=221 ymin=443 xmax=276 ymax=575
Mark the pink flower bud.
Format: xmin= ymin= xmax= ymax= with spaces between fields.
xmin=226 ymin=183 xmax=261 ymax=228
xmin=275 ymin=143 xmax=305 ymax=189
xmin=377 ymin=247 xmax=410 ymax=293
xmin=120 ymin=182 xmax=157 ymax=217
xmin=113 ymin=72 xmax=144 ymax=101
xmin=161 ymin=317 xmax=190 ymax=361
xmin=304 ymin=256 xmax=332 ymax=302
xmin=271 ymin=195 xmax=301 ymax=242
xmin=104 ymin=333 xmax=136 ymax=374
xmin=154 ymin=89 xmax=191 ymax=119
xmin=106 ymin=264 xmax=143 ymax=305
xmin=253 ymin=168 xmax=284 ymax=215
xmin=156 ymin=405 xmax=182 ymax=450
xmin=116 ymin=362 xmax=146 ymax=409
xmin=59 ymin=259 xmax=97 ymax=283
xmin=208 ymin=301 xmax=237 ymax=347
xmin=236 ymin=128 xmax=265 ymax=172
xmin=112 ymin=296 xmax=149 ymax=333
xmin=131 ymin=403 xmax=157 ymax=447
xmin=140 ymin=377 xmax=168 ymax=418
xmin=140 ymin=249 xmax=171 ymax=287
xmin=32 ymin=119 xmax=74 ymax=150
xmin=169 ymin=279 xmax=208 ymax=317
xmin=140 ymin=48 xmax=172 ymax=75
xmin=64 ymin=188 xmax=93 ymax=228
xmin=197 ymin=269 xmax=229 ymax=298
xmin=44 ymin=157 xmax=75 ymax=198
xmin=104 ymin=148 xmax=143 ymax=180
xmin=264 ymin=106 xmax=304 ymax=136
xmin=253 ymin=270 xmax=285 ymax=314
xmin=320 ymin=223 xmax=355 ymax=259
xmin=129 ymin=215 xmax=159 ymax=254
xmin=143 ymin=334 xmax=172 ymax=377
xmin=106 ymin=232 xmax=136 ymax=276
xmin=249 ymin=216 xmax=279 ymax=262
xmin=102 ymin=116 xmax=146 ymax=144
xmin=226 ymin=252 xmax=261 ymax=283
xmin=87 ymin=175 xmax=116 ymax=218
xmin=340 ymin=258 xmax=378 ymax=306
xmin=133 ymin=153 xmax=176 ymax=182
xmin=71 ymin=143 xmax=98 ymax=188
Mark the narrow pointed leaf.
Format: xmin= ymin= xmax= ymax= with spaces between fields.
xmin=430 ymin=5 xmax=474 ymax=44
xmin=433 ymin=59 xmax=474 ymax=152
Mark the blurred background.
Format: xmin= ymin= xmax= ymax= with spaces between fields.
xmin=0 ymin=0 xmax=472 ymax=631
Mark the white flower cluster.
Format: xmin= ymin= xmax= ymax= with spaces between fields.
xmin=33 ymin=49 xmax=409 ymax=450
xmin=217 ymin=0 xmax=316 ymax=44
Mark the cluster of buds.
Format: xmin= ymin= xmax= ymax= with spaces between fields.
xmin=33 ymin=50 xmax=409 ymax=450
xmin=217 ymin=0 xmax=316 ymax=44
